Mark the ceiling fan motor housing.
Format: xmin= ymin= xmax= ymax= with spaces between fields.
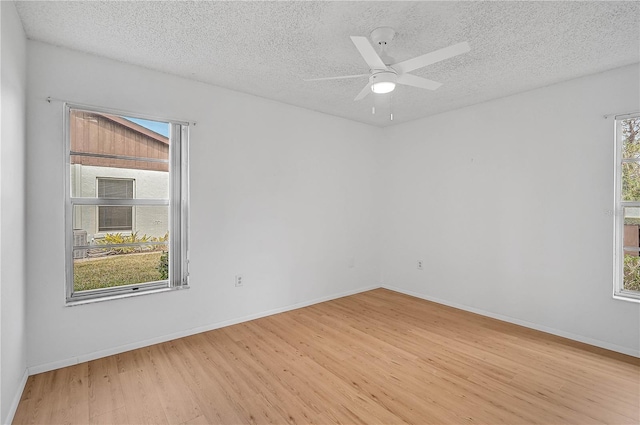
xmin=370 ymin=27 xmax=396 ymax=46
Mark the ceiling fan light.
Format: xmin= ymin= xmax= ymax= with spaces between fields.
xmin=370 ymin=71 xmax=397 ymax=94
xmin=371 ymin=81 xmax=396 ymax=94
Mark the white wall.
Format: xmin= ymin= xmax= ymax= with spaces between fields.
xmin=26 ymin=41 xmax=383 ymax=371
xmin=380 ymin=64 xmax=640 ymax=356
xmin=0 ymin=1 xmax=28 ymax=423
xmin=22 ymin=35 xmax=639 ymax=384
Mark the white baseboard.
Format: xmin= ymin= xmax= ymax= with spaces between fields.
xmin=382 ymin=284 xmax=640 ymax=358
xmin=3 ymin=368 xmax=29 ymax=425
xmin=28 ymin=283 xmax=638 ymax=376
xmin=28 ymin=285 xmax=380 ymax=375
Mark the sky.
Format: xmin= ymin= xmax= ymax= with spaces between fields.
xmin=123 ymin=116 xmax=170 ymax=137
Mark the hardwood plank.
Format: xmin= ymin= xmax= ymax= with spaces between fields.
xmin=146 ymin=342 xmax=202 ymax=424
xmin=226 ymin=321 xmax=405 ymax=424
xmin=44 ymin=363 xmax=90 ymax=424
xmin=87 ymin=355 xmax=125 ymax=419
xmin=180 ymin=414 xmax=213 ymax=425
xmin=89 ymin=406 xmax=128 ymax=425
xmin=274 ymin=309 xmax=517 ymax=424
xmin=12 ymin=374 xmax=50 ymax=424
xmin=12 ymin=289 xmax=640 ymax=424
xmin=115 ymin=346 xmax=149 ymax=373
xmin=165 ymin=337 xmax=247 ymax=424
xmin=118 ymin=363 xmax=169 ymax=424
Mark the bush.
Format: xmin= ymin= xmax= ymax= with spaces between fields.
xmin=158 ymin=251 xmax=169 ymax=280
xmin=623 ymin=255 xmax=640 ymax=291
xmin=94 ymin=231 xmax=168 ymax=255
xmin=96 ymin=231 xmax=148 ymax=254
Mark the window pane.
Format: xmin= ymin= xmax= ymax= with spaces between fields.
xmin=621 ymin=118 xmax=640 ymax=159
xmin=69 ymin=107 xmax=170 ymax=200
xmin=73 ymin=250 xmax=166 ymax=292
xmin=623 ymin=251 xmax=640 ymax=292
xmin=622 ymin=162 xmax=640 ymax=201
xmin=623 ymin=208 xmax=640 ymax=251
xmin=72 ymin=204 xmax=169 ymax=292
xmin=69 ymin=109 xmax=169 ymax=161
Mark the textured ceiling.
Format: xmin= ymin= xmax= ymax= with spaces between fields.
xmin=15 ymin=1 xmax=640 ymax=127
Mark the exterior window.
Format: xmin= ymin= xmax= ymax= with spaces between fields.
xmin=66 ymin=105 xmax=189 ymax=304
xmin=614 ymin=114 xmax=640 ymax=302
xmin=97 ymin=178 xmax=134 ymax=232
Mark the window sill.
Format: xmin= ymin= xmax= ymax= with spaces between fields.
xmin=66 ymin=284 xmax=189 ymax=307
xmin=613 ymin=291 xmax=640 ymax=303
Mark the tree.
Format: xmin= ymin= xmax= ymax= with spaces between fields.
xmin=621 ymin=118 xmax=640 ymax=201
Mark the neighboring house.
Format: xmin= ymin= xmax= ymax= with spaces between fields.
xmin=625 ymin=218 xmax=640 ymax=256
xmin=70 ymin=110 xmax=169 ymax=249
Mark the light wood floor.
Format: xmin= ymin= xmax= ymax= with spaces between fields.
xmin=13 ymin=289 xmax=640 ymax=424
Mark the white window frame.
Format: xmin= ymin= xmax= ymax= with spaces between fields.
xmin=96 ymin=177 xmax=135 ymax=233
xmin=65 ymin=104 xmax=189 ymax=305
xmin=613 ymin=112 xmax=640 ymax=302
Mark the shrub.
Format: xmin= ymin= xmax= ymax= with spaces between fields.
xmin=623 ymin=255 xmax=640 ymax=291
xmin=152 ymin=231 xmax=169 ymax=251
xmin=96 ymin=231 xmax=148 ymax=254
xmin=94 ymin=231 xmax=168 ymax=255
xmin=158 ymin=251 xmax=169 ymax=280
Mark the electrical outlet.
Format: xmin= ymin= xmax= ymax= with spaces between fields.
xmin=417 ymin=260 xmax=423 ymax=270
xmin=235 ymin=274 xmax=243 ymax=287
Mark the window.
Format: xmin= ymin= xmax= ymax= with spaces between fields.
xmin=614 ymin=113 xmax=640 ymax=302
xmin=97 ymin=178 xmax=134 ymax=232
xmin=66 ymin=105 xmax=189 ymax=304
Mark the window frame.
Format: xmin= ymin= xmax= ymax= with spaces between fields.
xmin=64 ymin=103 xmax=190 ymax=305
xmin=96 ymin=177 xmax=135 ymax=233
xmin=613 ymin=112 xmax=640 ymax=303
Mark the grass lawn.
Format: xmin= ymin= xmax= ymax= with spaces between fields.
xmin=74 ymin=251 xmax=164 ymax=291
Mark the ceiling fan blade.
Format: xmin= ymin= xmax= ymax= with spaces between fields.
xmin=350 ymin=36 xmax=387 ymax=70
xmin=303 ymin=74 xmax=369 ymax=82
xmin=393 ymin=41 xmax=470 ymax=74
xmin=396 ymin=74 xmax=443 ymax=91
xmin=354 ymin=82 xmax=371 ymax=101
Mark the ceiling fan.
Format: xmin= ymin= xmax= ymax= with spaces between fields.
xmin=305 ymin=27 xmax=470 ymax=102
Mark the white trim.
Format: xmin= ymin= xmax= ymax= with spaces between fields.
xmin=28 ymin=285 xmax=379 ymax=375
xmin=613 ymin=117 xmax=623 ymax=300
xmin=614 ymin=114 xmax=640 ymax=302
xmin=382 ymin=284 xmax=640 ymax=358
xmin=613 ymin=293 xmax=640 ymax=303
xmin=3 ymin=368 xmax=29 ymax=425
xmin=65 ymin=284 xmax=183 ymax=307
xmin=65 ymin=104 xmax=188 ymax=303
xmin=28 ymin=284 xmax=639 ymax=376
xmin=50 ymin=98 xmax=193 ymax=127
xmin=604 ymin=111 xmax=640 ymax=120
